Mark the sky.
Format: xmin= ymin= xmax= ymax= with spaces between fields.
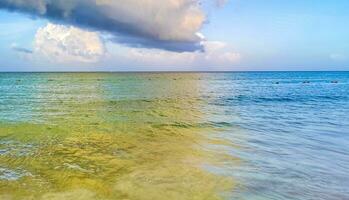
xmin=0 ymin=0 xmax=349 ymax=71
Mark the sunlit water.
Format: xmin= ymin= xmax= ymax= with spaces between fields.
xmin=0 ymin=72 xmax=348 ymax=200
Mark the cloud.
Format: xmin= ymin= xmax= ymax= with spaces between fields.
xmin=330 ymin=53 xmax=347 ymax=62
xmin=12 ymin=23 xmax=239 ymax=68
xmin=215 ymin=0 xmax=228 ymax=7
xmin=117 ymin=40 xmax=241 ymax=67
xmin=33 ymin=23 xmax=105 ymax=63
xmin=11 ymin=43 xmax=33 ymax=54
xmin=0 ymin=0 xmax=212 ymax=52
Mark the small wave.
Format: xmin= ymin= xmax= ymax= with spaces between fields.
xmin=0 ymin=167 xmax=32 ymax=181
xmin=0 ymin=140 xmax=35 ymax=157
xmin=151 ymin=121 xmax=236 ymax=130
xmin=218 ymin=95 xmax=348 ymax=105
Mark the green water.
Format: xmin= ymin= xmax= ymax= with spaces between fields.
xmin=0 ymin=73 xmax=236 ymax=200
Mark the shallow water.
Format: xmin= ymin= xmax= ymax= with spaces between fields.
xmin=0 ymin=72 xmax=348 ymax=200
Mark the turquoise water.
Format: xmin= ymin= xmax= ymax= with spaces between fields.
xmin=0 ymin=72 xmax=348 ymax=199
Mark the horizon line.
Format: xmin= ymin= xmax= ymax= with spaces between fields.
xmin=0 ymin=70 xmax=348 ymax=73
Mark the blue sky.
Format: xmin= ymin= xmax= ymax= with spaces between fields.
xmin=0 ymin=0 xmax=349 ymax=71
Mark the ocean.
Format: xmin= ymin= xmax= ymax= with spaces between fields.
xmin=0 ymin=72 xmax=348 ymax=200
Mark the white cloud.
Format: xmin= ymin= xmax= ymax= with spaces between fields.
xmin=33 ymin=23 xmax=105 ymax=63
xmin=14 ymin=22 xmax=240 ymax=69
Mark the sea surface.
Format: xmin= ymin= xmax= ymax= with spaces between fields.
xmin=0 ymin=72 xmax=348 ymax=200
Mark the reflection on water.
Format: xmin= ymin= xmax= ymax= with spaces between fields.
xmin=0 ymin=73 xmax=236 ymax=200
